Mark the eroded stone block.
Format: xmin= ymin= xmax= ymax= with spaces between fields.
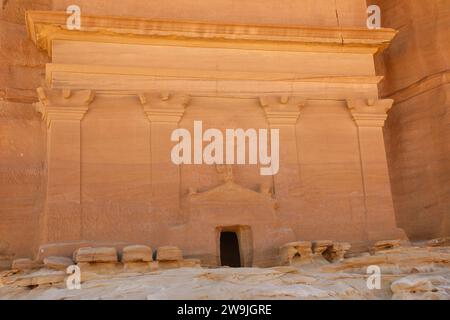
xmin=122 ymin=245 xmax=153 ymax=262
xmin=156 ymin=246 xmax=183 ymax=261
xmin=312 ymin=240 xmax=333 ymax=255
xmin=74 ymin=247 xmax=118 ymax=263
xmin=279 ymin=241 xmax=313 ymax=265
xmin=43 ymin=256 xmax=74 ymax=271
xmin=322 ymin=242 xmax=351 ymax=263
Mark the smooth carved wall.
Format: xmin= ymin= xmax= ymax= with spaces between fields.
xmin=180 ymin=97 xmax=272 ymax=194
xmin=295 ymin=101 xmax=367 ymax=241
xmin=81 ymin=95 xmax=152 ymax=243
xmin=73 ymin=96 xmax=371 ymax=258
xmin=369 ymin=0 xmax=450 ymax=239
xmin=61 ymin=94 xmax=397 ymax=266
xmin=177 ymin=98 xmax=368 ymax=264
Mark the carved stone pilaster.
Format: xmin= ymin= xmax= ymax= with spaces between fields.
xmin=35 ymin=88 xmax=95 ymax=243
xmin=346 ymin=98 xmax=406 ymax=241
xmin=259 ymin=96 xmax=304 ymax=198
xmin=347 ymin=99 xmax=393 ymax=127
xmin=35 ymin=88 xmax=96 ymax=127
xmin=139 ymin=92 xmax=191 ymax=223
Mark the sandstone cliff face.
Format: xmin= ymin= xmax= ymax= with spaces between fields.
xmin=369 ymin=0 xmax=450 ymax=239
xmin=0 ymin=0 xmax=51 ymax=258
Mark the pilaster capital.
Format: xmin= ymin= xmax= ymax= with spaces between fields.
xmin=34 ymin=88 xmax=96 ymax=127
xmin=259 ymin=96 xmax=305 ymax=126
xmin=139 ymin=92 xmax=191 ymax=124
xmin=346 ymin=99 xmax=394 ymax=127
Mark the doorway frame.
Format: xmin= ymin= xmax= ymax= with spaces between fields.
xmin=216 ymin=225 xmax=253 ymax=267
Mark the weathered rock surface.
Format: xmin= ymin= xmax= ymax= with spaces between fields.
xmin=427 ymin=237 xmax=450 ymax=248
xmin=280 ymin=241 xmax=313 ymax=266
xmin=322 ymin=242 xmax=351 ymax=263
xmin=1 ymin=269 xmax=66 ymax=288
xmin=372 ymin=240 xmax=402 ymax=253
xmin=280 ymin=241 xmax=351 ymax=265
xmin=391 ymin=275 xmax=450 ymax=300
xmin=0 ymin=244 xmax=449 ymax=300
xmin=0 ymin=0 xmax=50 ymax=260
xmin=370 ymin=0 xmax=450 ymax=240
xmin=312 ymin=240 xmax=333 ymax=255
xmin=11 ymin=258 xmax=40 ymax=271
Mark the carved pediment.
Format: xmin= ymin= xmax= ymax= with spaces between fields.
xmin=187 ymin=181 xmax=275 ymax=205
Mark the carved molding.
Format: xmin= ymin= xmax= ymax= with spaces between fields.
xmin=45 ymin=63 xmax=382 ymax=99
xmin=259 ymin=96 xmax=305 ymax=125
xmin=34 ymin=88 xmax=96 ymax=127
xmin=346 ymin=99 xmax=394 ymax=128
xmin=26 ymin=11 xmax=397 ymax=56
xmin=139 ymin=92 xmax=191 ymax=124
xmin=46 ymin=63 xmax=384 ymax=85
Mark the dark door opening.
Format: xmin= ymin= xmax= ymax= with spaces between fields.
xmin=220 ymin=231 xmax=241 ymax=267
